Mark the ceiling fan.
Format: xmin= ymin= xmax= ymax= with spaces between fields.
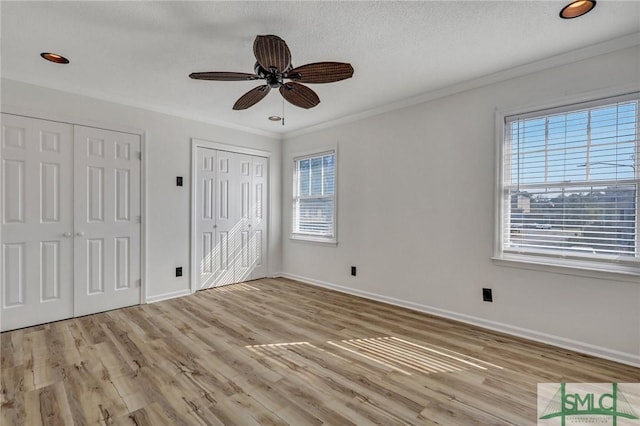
xmin=189 ymin=35 xmax=354 ymax=110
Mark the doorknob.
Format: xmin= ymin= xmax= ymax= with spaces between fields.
xmin=76 ymin=231 xmax=85 ymax=237
xmin=62 ymin=232 xmax=72 ymax=238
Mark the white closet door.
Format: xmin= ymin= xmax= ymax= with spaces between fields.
xmin=194 ymin=148 xmax=268 ymax=290
xmin=235 ymin=153 xmax=253 ymax=282
xmin=250 ymin=155 xmax=268 ymax=280
xmin=214 ymin=150 xmax=238 ymax=287
xmin=196 ymin=148 xmax=219 ymax=289
xmin=73 ymin=126 xmax=141 ymax=316
xmin=1 ymin=114 xmax=74 ymax=331
xmin=233 ymin=153 xmax=269 ymax=283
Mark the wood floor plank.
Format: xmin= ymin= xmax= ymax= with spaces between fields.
xmin=59 ymin=360 xmax=130 ymax=424
xmin=1 ymin=330 xmax=23 ymax=371
xmin=1 ymin=277 xmax=638 ymax=425
xmin=25 ymin=382 xmax=74 ymax=426
xmin=1 ymin=364 xmax=27 ymax=424
xmin=118 ymin=402 xmax=181 ymax=426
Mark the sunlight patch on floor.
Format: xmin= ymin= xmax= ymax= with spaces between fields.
xmin=340 ymin=336 xmax=504 ymax=374
xmin=245 ymin=341 xmax=318 ymax=370
xmin=245 ymin=336 xmax=502 ymax=376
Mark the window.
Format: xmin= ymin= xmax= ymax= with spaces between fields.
xmin=292 ymin=151 xmax=336 ymax=243
xmin=497 ymin=93 xmax=639 ymax=274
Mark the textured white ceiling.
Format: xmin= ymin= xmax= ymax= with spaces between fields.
xmin=2 ymin=1 xmax=639 ymax=137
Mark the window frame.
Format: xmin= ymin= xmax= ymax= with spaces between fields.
xmin=291 ymin=147 xmax=338 ymax=245
xmin=494 ymin=91 xmax=640 ymax=278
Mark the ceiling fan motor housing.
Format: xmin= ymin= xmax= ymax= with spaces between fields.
xmin=255 ymin=62 xmax=285 ymax=88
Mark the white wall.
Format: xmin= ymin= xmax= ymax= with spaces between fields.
xmin=281 ymin=45 xmax=640 ymax=366
xmin=1 ymin=78 xmax=282 ymax=301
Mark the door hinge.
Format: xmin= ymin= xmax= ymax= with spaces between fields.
xmin=135 ymin=279 xmax=141 ymax=287
xmin=136 ymin=215 xmax=142 ymax=223
xmin=137 ymin=151 xmax=142 ymax=160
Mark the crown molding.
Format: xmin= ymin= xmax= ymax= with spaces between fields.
xmin=283 ymin=32 xmax=640 ymax=140
xmin=4 ymin=32 xmax=638 ymax=142
xmin=1 ymin=78 xmax=282 ymax=140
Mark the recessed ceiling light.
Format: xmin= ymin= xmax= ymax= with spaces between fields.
xmin=559 ymin=0 xmax=596 ymax=19
xmin=40 ymin=52 xmax=69 ymax=64
xmin=268 ymin=116 xmax=282 ymax=121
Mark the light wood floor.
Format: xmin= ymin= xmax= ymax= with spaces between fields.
xmin=1 ymin=277 xmax=638 ymax=425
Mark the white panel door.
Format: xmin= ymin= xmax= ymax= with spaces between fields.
xmin=194 ymin=148 xmax=268 ymax=290
xmin=235 ymin=153 xmax=253 ymax=282
xmin=213 ymin=150 xmax=237 ymax=287
xmin=250 ymin=155 xmax=268 ymax=280
xmin=1 ymin=114 xmax=73 ymax=331
xmin=73 ymin=126 xmax=141 ymax=316
xmin=196 ymin=148 xmax=219 ymax=289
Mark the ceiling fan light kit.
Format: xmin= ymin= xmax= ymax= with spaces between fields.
xmin=189 ymin=35 xmax=354 ymax=110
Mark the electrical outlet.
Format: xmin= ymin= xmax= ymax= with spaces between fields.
xmin=351 ymin=266 xmax=357 ymax=276
xmin=176 ymin=267 xmax=183 ymax=277
xmin=482 ymin=288 xmax=493 ymax=302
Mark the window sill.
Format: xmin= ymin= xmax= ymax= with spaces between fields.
xmin=290 ymin=235 xmax=337 ymax=247
xmin=492 ymin=254 xmax=640 ymax=283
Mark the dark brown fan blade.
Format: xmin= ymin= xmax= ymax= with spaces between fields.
xmin=233 ymin=85 xmax=271 ymax=110
xmin=189 ymin=72 xmax=260 ymax=81
xmin=285 ymin=62 xmax=354 ymax=84
xmin=279 ymin=82 xmax=320 ymax=109
xmin=253 ymin=35 xmax=291 ymax=73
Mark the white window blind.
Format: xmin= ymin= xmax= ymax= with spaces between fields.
xmin=501 ymin=93 xmax=639 ymax=270
xmin=292 ymin=151 xmax=336 ymax=241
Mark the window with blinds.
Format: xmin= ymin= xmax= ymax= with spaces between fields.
xmin=500 ymin=93 xmax=639 ymax=271
xmin=292 ymin=151 xmax=336 ymax=242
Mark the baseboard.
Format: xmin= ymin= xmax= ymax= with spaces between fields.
xmin=277 ymin=273 xmax=640 ymax=368
xmin=145 ymin=288 xmax=192 ymax=304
